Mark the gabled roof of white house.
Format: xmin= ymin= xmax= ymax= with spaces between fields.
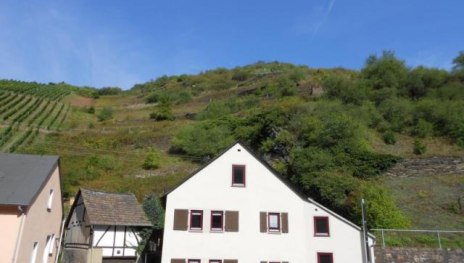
xmin=0 ymin=153 xmax=59 ymax=206
xmin=66 ymin=188 xmax=152 ymax=227
xmin=165 ymin=141 xmax=375 ymax=238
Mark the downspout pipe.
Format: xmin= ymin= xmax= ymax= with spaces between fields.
xmin=12 ymin=206 xmax=27 ymax=263
xmin=55 ymin=218 xmax=66 ymax=263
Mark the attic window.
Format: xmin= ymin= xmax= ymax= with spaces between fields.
xmin=47 ymin=189 xmax=54 ymax=211
xmin=232 ymin=165 xmax=246 ymax=187
xmin=314 ymin=217 xmax=330 ymax=236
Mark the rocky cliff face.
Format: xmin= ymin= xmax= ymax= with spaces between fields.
xmin=375 ymin=247 xmax=464 ymax=263
xmin=385 ymin=157 xmax=464 ymax=177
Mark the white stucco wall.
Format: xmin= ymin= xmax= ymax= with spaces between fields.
xmin=161 ymin=143 xmax=374 ymax=263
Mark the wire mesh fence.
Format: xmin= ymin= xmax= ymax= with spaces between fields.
xmin=372 ymin=229 xmax=464 ymax=249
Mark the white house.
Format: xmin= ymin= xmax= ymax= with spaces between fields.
xmin=161 ymin=142 xmax=375 ymax=263
xmin=62 ymin=189 xmax=152 ymax=263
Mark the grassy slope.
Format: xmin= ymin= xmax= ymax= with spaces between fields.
xmin=14 ymin=66 xmax=464 ymax=233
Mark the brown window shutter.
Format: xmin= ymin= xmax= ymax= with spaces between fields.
xmin=281 ymin=212 xmax=289 ymax=233
xmin=171 ymin=259 xmax=185 ymax=263
xmin=173 ymin=209 xmax=188 ymax=231
xmin=260 ymin=212 xmax=267 ymax=233
xmin=225 ymin=211 xmax=239 ymax=232
xmin=223 ymin=260 xmax=238 ymax=263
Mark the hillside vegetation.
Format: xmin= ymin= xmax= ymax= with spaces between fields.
xmin=3 ymin=51 xmax=464 ymax=232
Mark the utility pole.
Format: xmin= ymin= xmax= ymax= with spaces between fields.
xmin=361 ymin=198 xmax=372 ymax=263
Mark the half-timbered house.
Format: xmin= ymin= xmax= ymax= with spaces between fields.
xmin=62 ymin=189 xmax=151 ymax=263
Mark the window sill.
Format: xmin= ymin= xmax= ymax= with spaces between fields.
xmin=231 ymin=184 xmax=245 ymax=187
xmin=314 ymin=233 xmax=330 ymax=237
xmin=189 ymin=229 xmax=203 ymax=233
xmin=210 ymin=229 xmax=224 ymax=233
xmin=267 ymin=230 xmax=281 ymax=234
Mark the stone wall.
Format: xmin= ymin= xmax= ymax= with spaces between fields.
xmin=375 ymin=247 xmax=464 ymax=263
xmin=386 ymin=157 xmax=464 ymax=177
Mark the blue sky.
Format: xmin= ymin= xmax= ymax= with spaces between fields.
xmin=0 ymin=0 xmax=462 ymax=89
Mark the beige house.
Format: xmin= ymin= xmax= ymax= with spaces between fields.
xmin=0 ymin=153 xmax=63 ymax=263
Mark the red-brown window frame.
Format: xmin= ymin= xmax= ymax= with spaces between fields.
xmin=210 ymin=211 xmax=224 ymax=231
xmin=317 ymin=252 xmax=333 ymax=263
xmin=232 ymin=164 xmax=246 ymax=187
xmin=268 ymin=212 xmax=281 ymax=232
xmin=190 ymin=210 xmax=203 ymax=230
xmin=314 ymin=216 xmax=330 ymax=236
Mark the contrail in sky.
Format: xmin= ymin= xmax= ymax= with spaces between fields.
xmin=312 ymin=0 xmax=336 ymax=38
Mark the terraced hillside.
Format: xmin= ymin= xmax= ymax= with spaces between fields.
xmin=0 ymin=81 xmax=73 ymax=152
xmin=7 ymin=52 xmax=464 ymax=238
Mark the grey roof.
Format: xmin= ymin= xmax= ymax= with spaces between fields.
xmin=0 ymin=153 xmax=59 ymax=206
xmin=80 ymin=188 xmax=151 ymax=227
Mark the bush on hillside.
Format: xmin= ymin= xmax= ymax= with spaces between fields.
xmin=383 ymin=131 xmax=396 ymax=145
xmin=413 ymin=139 xmax=427 ymax=155
xmin=143 ymin=149 xmax=161 ymax=170
xmin=97 ymin=107 xmax=114 ymax=122
xmin=171 ymin=121 xmax=235 ymax=159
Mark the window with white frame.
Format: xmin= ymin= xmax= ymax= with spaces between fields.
xmin=47 ymin=189 xmax=54 ymax=211
xmin=188 ymin=260 xmax=201 ymax=263
xmin=190 ymin=210 xmax=203 ymax=230
xmin=268 ymin=213 xmax=280 ymax=231
xmin=210 ymin=211 xmax=224 ymax=231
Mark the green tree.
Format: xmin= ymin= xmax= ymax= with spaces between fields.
xmin=143 ymin=149 xmax=161 ymax=170
xmin=361 ymin=50 xmax=408 ymax=90
xmin=138 ymin=193 xmax=165 ymax=253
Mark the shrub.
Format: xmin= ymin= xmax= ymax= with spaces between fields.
xmin=143 ymin=149 xmax=161 ymax=170
xmin=97 ymin=107 xmax=114 ymax=122
xmin=171 ymin=121 xmax=235 ymax=159
xmin=353 ymin=183 xmax=410 ymax=228
xmin=383 ymin=131 xmax=396 ymax=145
xmin=413 ymin=139 xmax=427 ymax=155
xmin=350 ymin=151 xmax=400 ymax=179
xmin=412 ymin=119 xmax=434 ymax=138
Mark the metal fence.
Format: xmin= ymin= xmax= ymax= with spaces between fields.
xmin=372 ymin=229 xmax=464 ymax=249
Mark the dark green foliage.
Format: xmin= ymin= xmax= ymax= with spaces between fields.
xmin=150 ymin=99 xmax=175 ymax=121
xmin=322 ymin=75 xmax=368 ymax=105
xmin=383 ymin=131 xmax=397 ymax=145
xmin=350 ymin=151 xmax=400 ymax=179
xmin=361 ymin=50 xmax=408 ymax=90
xmin=378 ymin=98 xmax=414 ymax=132
xmin=138 ymin=193 xmax=165 ymax=253
xmin=452 ymin=51 xmax=464 ymax=81
xmin=171 ymin=120 xmax=235 ymax=159
xmin=412 ymin=119 xmax=434 ymax=138
xmin=413 ymin=139 xmax=427 ymax=155
xmin=143 ymin=149 xmax=161 ymax=170
xmin=98 ymin=87 xmax=122 ymax=96
xmin=196 ymin=96 xmax=259 ymax=120
xmin=143 ymin=193 xmax=165 ymax=229
xmin=97 ymin=107 xmax=114 ymax=121
xmin=353 ymin=184 xmax=410 ymax=228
